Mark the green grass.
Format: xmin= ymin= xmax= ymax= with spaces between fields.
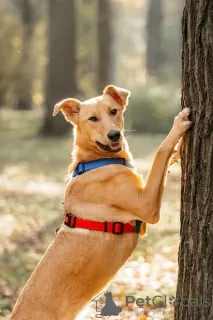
xmin=0 ymin=109 xmax=181 ymax=319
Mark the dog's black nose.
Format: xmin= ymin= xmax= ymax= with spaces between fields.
xmin=107 ymin=130 xmax=121 ymax=142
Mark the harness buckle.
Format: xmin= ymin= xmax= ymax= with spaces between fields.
xmin=65 ymin=214 xmax=76 ymax=228
xmin=104 ymin=221 xmax=108 ymax=232
xmin=135 ymin=220 xmax=142 ymax=233
xmin=77 ymin=163 xmax=85 ymax=175
xmin=112 ymin=222 xmax=124 ymax=234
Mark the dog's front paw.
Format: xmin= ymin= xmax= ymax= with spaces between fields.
xmin=170 ymin=139 xmax=182 ymax=166
xmin=172 ymin=108 xmax=193 ymax=138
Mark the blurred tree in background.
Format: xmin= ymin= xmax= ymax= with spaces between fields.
xmin=0 ymin=2 xmax=21 ymax=107
xmin=77 ymin=0 xmax=97 ymax=96
xmin=41 ymin=0 xmax=77 ymax=136
xmin=97 ymin=0 xmax=112 ymax=93
xmin=0 ymin=0 xmax=184 ymax=134
xmin=146 ymin=0 xmax=164 ymax=79
xmin=14 ymin=0 xmax=36 ymax=110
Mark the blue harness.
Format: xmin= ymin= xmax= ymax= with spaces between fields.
xmin=72 ymin=158 xmax=134 ymax=177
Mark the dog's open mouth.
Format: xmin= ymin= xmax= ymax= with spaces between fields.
xmin=96 ymin=141 xmax=122 ymax=153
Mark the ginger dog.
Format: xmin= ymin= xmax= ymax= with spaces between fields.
xmin=11 ymin=85 xmax=192 ymax=320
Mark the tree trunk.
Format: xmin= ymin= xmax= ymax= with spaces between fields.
xmin=15 ymin=0 xmax=35 ymax=110
xmin=41 ymin=0 xmax=77 ymax=136
xmin=97 ymin=0 xmax=112 ymax=93
xmin=175 ymin=1 xmax=213 ymax=319
xmin=146 ymin=0 xmax=164 ymax=78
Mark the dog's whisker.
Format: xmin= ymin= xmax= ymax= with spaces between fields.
xmin=124 ymin=129 xmax=136 ymax=132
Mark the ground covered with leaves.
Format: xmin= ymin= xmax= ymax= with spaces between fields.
xmin=0 ymin=110 xmax=181 ymax=319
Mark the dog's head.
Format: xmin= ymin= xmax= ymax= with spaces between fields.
xmin=53 ymin=85 xmax=130 ymax=154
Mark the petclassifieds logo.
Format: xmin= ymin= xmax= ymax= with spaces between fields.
xmin=92 ymin=291 xmax=123 ymax=318
xmin=92 ymin=291 xmax=211 ymax=318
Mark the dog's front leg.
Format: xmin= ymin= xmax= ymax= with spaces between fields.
xmin=139 ymin=108 xmax=192 ymax=224
xmin=169 ymin=138 xmax=182 ymax=167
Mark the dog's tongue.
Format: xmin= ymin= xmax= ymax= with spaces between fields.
xmin=110 ymin=143 xmax=120 ymax=150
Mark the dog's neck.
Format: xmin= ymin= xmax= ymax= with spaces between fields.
xmin=68 ymin=138 xmax=133 ymax=174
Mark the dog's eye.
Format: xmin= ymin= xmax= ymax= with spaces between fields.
xmin=110 ymin=109 xmax=117 ymax=116
xmin=88 ymin=116 xmax=98 ymax=122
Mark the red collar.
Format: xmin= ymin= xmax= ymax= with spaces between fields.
xmin=64 ymin=214 xmax=142 ymax=235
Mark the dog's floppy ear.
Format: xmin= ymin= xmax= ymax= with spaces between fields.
xmin=103 ymin=85 xmax=131 ymax=109
xmin=53 ymin=98 xmax=81 ymax=125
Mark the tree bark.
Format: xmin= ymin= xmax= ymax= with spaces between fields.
xmin=146 ymin=0 xmax=164 ymax=78
xmin=175 ymin=1 xmax=213 ymax=319
xmin=41 ymin=0 xmax=77 ymax=136
xmin=97 ymin=0 xmax=112 ymax=94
